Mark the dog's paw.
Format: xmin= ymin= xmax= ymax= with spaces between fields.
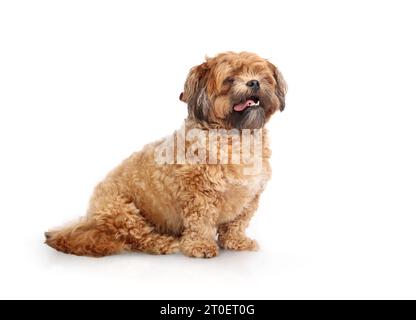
xmin=180 ymin=239 xmax=219 ymax=258
xmin=219 ymin=236 xmax=259 ymax=251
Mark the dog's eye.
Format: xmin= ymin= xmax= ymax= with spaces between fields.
xmin=224 ymin=77 xmax=235 ymax=84
xmin=265 ymin=75 xmax=274 ymax=85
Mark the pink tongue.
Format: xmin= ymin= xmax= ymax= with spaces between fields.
xmin=233 ymin=99 xmax=255 ymax=112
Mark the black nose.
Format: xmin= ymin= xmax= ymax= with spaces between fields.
xmin=246 ymin=79 xmax=260 ymax=90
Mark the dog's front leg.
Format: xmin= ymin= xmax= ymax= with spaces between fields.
xmin=180 ymin=198 xmax=219 ymax=258
xmin=218 ymin=194 xmax=260 ymax=251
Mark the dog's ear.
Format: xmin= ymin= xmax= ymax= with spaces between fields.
xmin=180 ymin=62 xmax=210 ymax=121
xmin=267 ymin=62 xmax=287 ymax=112
xmin=180 ymin=62 xmax=209 ymax=103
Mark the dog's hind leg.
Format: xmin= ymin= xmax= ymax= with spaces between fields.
xmin=89 ymin=192 xmax=179 ymax=255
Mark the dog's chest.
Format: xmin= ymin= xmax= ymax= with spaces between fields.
xmin=217 ymin=164 xmax=270 ymax=225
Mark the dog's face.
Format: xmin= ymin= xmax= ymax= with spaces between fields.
xmin=180 ymin=52 xmax=287 ymax=129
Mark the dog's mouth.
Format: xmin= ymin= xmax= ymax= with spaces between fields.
xmin=233 ymin=96 xmax=260 ymax=112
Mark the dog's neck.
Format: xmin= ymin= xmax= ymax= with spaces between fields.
xmin=185 ymin=118 xmax=269 ymax=133
xmin=185 ymin=118 xmax=223 ymax=130
xmin=181 ymin=118 xmax=271 ymax=160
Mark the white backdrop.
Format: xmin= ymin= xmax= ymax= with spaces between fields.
xmin=1 ymin=0 xmax=415 ymax=299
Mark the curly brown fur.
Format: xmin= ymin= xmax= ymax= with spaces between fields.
xmin=45 ymin=51 xmax=286 ymax=258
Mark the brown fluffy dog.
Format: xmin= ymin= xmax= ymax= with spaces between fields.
xmin=45 ymin=52 xmax=287 ymax=258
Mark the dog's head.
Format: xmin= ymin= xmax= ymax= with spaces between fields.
xmin=180 ymin=52 xmax=287 ymax=129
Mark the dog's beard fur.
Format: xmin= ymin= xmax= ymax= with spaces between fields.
xmin=230 ymin=106 xmax=266 ymax=130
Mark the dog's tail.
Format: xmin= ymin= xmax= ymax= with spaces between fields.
xmin=45 ymin=215 xmax=180 ymax=257
xmin=44 ymin=219 xmax=125 ymax=257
